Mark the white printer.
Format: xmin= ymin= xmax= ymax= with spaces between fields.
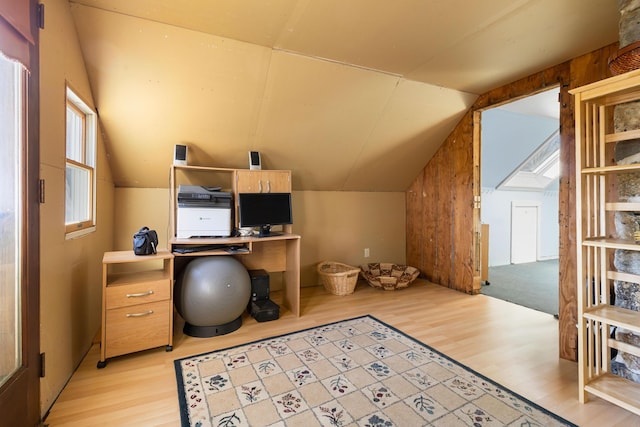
xmin=176 ymin=185 xmax=232 ymax=238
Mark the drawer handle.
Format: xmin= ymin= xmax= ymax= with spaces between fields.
xmin=126 ymin=290 xmax=154 ymax=298
xmin=126 ymin=310 xmax=154 ymax=318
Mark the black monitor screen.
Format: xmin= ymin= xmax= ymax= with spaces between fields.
xmin=238 ymin=193 xmax=292 ymax=236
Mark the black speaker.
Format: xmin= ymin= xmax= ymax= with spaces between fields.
xmin=174 ymin=144 xmax=188 ymax=165
xmin=248 ymin=151 xmax=261 ymax=170
xmin=249 ymin=269 xmax=270 ymax=302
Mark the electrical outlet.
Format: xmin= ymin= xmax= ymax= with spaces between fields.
xmin=364 ymin=248 xmax=370 ymax=258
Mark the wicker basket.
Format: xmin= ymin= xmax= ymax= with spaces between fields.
xmin=609 ymin=40 xmax=640 ymax=76
xmin=317 ymin=261 xmax=360 ymax=296
xmin=361 ymin=262 xmax=420 ymax=291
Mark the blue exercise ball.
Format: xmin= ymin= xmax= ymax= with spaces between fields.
xmin=174 ymin=256 xmax=251 ymax=337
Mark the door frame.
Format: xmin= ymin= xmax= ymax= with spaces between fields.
xmin=0 ymin=0 xmax=41 ymax=423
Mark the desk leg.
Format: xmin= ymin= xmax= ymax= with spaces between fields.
xmin=284 ymin=238 xmax=301 ymax=316
xmin=99 ymin=264 xmax=107 ymax=368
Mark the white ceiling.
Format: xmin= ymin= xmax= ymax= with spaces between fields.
xmin=67 ymin=0 xmax=619 ymax=190
xmin=496 ymin=88 xmax=560 ymax=119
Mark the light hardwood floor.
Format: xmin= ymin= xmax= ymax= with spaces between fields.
xmin=44 ymin=280 xmax=640 ymax=426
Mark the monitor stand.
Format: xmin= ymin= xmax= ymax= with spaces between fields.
xmin=258 ymin=225 xmax=271 ymax=237
xmin=257 ymin=225 xmax=283 ymax=238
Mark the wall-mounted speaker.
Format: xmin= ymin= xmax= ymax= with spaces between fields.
xmin=174 ymin=144 xmax=188 ymax=166
xmin=249 ymin=151 xmax=261 ymax=170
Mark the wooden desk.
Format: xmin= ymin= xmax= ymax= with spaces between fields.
xmin=170 ymin=233 xmax=301 ymax=316
xmin=169 ymin=165 xmax=300 ymax=316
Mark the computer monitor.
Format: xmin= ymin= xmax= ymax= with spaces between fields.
xmin=238 ymin=193 xmax=293 ymax=237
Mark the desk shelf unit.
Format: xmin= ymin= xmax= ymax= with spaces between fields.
xmin=572 ymin=68 xmax=640 ymax=415
xmin=169 ymin=165 xmax=301 ymax=316
xmin=169 ymin=165 xmax=292 ymax=233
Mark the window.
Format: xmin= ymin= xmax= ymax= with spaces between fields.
xmin=65 ymin=86 xmax=96 ymax=236
xmin=497 ymin=129 xmax=560 ymax=191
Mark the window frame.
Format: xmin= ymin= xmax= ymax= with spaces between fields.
xmin=65 ymin=85 xmax=97 ymax=238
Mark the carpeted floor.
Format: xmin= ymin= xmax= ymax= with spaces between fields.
xmin=174 ymin=315 xmax=575 ymax=426
xmin=481 ymin=259 xmax=558 ymax=316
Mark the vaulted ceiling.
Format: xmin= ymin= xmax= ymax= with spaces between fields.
xmin=68 ymin=0 xmax=619 ymax=191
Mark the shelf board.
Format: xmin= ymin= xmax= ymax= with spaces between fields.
xmin=172 ymin=164 xmax=236 ymax=172
xmin=170 ymin=234 xmax=300 ymax=246
xmin=581 ymin=164 xmax=640 ymax=174
xmin=605 ymin=202 xmax=640 ymax=211
xmin=103 ymin=249 xmax=173 ymax=264
xmin=585 ymin=373 xmax=640 ymax=416
xmin=605 ymin=129 xmax=640 ymax=144
xmin=570 ymin=68 xmax=640 ymax=101
xmin=609 ymin=338 xmax=640 ymax=359
xmin=582 ymin=238 xmax=640 ymax=251
xmin=583 ymin=305 xmax=640 ymax=332
xmin=607 ymin=270 xmax=640 ymax=285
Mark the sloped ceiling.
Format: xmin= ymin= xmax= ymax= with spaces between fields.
xmin=68 ymin=0 xmax=618 ymax=191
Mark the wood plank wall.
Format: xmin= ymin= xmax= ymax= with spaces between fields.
xmin=406 ymin=111 xmax=476 ymax=294
xmin=406 ymin=43 xmax=619 ymax=361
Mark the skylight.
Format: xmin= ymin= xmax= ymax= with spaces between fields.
xmin=497 ymin=129 xmax=560 ymax=191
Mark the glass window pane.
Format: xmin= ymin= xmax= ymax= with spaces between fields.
xmin=0 ymin=54 xmax=23 ymax=387
xmin=66 ymin=105 xmax=83 ymax=163
xmin=65 ymin=163 xmax=91 ymax=224
xmin=85 ymin=115 xmax=96 ymax=168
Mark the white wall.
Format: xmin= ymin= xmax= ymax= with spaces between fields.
xmin=481 ymin=188 xmax=558 ymax=266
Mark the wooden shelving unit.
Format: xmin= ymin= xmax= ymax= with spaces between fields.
xmin=572 ymin=68 xmax=640 ymax=416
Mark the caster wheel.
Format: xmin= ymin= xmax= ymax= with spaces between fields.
xmin=166 ymin=345 xmax=173 ymax=352
xmin=97 ymin=360 xmax=107 ymax=369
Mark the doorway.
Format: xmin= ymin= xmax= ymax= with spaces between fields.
xmin=479 ymin=88 xmax=560 ymax=315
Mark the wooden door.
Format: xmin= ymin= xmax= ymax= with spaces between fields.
xmin=0 ymin=2 xmax=41 ymax=424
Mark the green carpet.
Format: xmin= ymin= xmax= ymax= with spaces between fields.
xmin=482 ymin=259 xmax=559 ymax=315
xmin=174 ymin=315 xmax=575 ymax=426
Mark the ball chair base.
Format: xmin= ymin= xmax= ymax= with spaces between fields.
xmin=183 ymin=316 xmax=242 ymax=338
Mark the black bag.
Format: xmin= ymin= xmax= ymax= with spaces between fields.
xmin=133 ymin=226 xmax=158 ymax=255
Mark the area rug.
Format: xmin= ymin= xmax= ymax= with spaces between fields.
xmin=174 ymin=315 xmax=576 ymax=426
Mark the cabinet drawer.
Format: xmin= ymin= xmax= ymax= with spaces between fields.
xmin=105 ymin=300 xmax=171 ymax=358
xmin=106 ymin=279 xmax=170 ymax=309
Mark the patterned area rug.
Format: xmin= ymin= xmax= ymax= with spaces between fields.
xmin=174 ymin=315 xmax=576 ymax=426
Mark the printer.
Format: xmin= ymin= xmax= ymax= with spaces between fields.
xmin=176 ymin=185 xmax=232 ymax=238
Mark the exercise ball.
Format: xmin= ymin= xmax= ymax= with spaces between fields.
xmin=174 ymin=256 xmax=251 ymax=337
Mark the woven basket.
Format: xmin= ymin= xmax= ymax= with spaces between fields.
xmin=317 ymin=261 xmax=360 ymax=296
xmin=361 ymin=262 xmax=420 ymax=291
xmin=609 ymin=40 xmax=640 ymax=76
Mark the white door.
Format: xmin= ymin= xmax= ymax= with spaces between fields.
xmin=511 ymin=202 xmax=539 ymax=264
